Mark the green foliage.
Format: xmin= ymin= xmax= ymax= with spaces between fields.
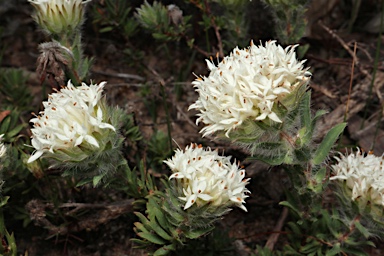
xmin=255 ymin=245 xmax=284 ymax=256
xmin=282 ymin=208 xmax=374 ymax=255
xmin=212 ymin=0 xmax=250 ymax=48
xmin=177 ymin=227 xmax=235 ymax=256
xmin=135 ymin=1 xmax=192 ymax=42
xmin=0 ymin=110 xmax=26 ymax=144
xmin=0 ymin=69 xmax=31 ymax=111
xmin=132 ymin=178 xmax=232 ymax=255
xmin=261 ymin=0 xmax=309 ymax=44
xmin=147 ymin=130 xmax=172 ymax=171
xmin=92 ymin=0 xmax=138 ymax=39
xmin=311 ymin=123 xmax=347 ymax=165
xmin=0 ymin=208 xmax=17 ymax=256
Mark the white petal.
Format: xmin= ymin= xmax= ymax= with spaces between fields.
xmin=184 ymin=194 xmax=197 ymax=210
xmin=27 ymin=150 xmax=44 ymax=163
xmin=84 ymin=135 xmax=99 ymax=148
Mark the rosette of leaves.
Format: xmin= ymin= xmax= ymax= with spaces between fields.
xmin=261 ymin=0 xmax=309 ymax=45
xmin=132 ymin=180 xmax=228 ymax=255
xmin=278 ymin=190 xmax=375 ymax=256
xmin=135 ymin=1 xmax=191 ymax=42
xmin=0 ymin=68 xmax=31 ymax=111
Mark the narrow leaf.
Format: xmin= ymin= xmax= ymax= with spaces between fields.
xmin=354 ymin=220 xmax=371 ymax=239
xmin=137 ymin=232 xmax=166 ymax=245
xmin=248 ymin=152 xmax=285 ymax=166
xmin=153 ymin=244 xmax=176 ymax=256
xmin=312 ymin=123 xmax=346 ymax=165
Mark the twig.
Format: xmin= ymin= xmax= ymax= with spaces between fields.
xmin=265 ymin=207 xmax=289 ymax=251
xmin=175 ymin=103 xmax=198 ymax=128
xmin=147 ymin=67 xmax=173 ymax=151
xmin=26 ymin=199 xmax=134 ymax=238
xmin=92 ymin=70 xmax=145 ymax=81
xmin=345 ymin=42 xmax=357 ymax=121
xmin=185 ymin=35 xmax=213 ymax=57
xmin=203 ymin=0 xmax=224 ymax=57
xmin=318 ymin=20 xmax=370 ymax=78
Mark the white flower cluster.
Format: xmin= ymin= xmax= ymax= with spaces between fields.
xmin=28 ymin=81 xmax=115 ymax=163
xmin=331 ymin=148 xmax=384 ymax=206
xmin=164 ymin=144 xmax=250 ymax=211
xmin=189 ymin=40 xmax=311 ymax=137
xmin=29 ymin=0 xmax=91 ymax=36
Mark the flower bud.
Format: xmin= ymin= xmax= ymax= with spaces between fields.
xmin=29 ymin=0 xmax=91 ymax=37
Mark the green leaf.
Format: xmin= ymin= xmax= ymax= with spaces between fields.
xmin=99 ymin=26 xmax=114 ymax=33
xmin=5 ymin=230 xmax=17 ymax=256
xmin=342 ymin=246 xmax=373 ymax=256
xmin=300 ymin=239 xmax=320 ymax=254
xmin=299 ymin=90 xmax=311 ymax=129
xmin=301 ymin=109 xmax=327 ymax=144
xmin=76 ymin=178 xmax=93 ymax=187
xmin=7 ymin=124 xmax=24 ymax=138
xmin=137 ymin=232 xmax=166 ymax=245
xmin=148 ymin=220 xmax=172 ymax=241
xmin=134 ymin=222 xmax=150 ymax=233
xmin=135 ymin=211 xmax=172 ymax=241
xmin=135 ymin=212 xmax=152 ymax=231
xmin=255 ymin=142 xmax=284 ymax=151
xmin=93 ymin=174 xmax=105 ymax=187
xmin=286 ymin=222 xmax=301 ymax=236
xmin=325 ymin=242 xmax=341 ymax=256
xmin=153 ymin=244 xmax=176 ymax=256
xmin=131 ymin=238 xmax=151 ymax=248
xmin=148 ymin=197 xmax=169 ymax=231
xmin=0 ymin=115 xmax=11 ymax=134
xmin=0 ymin=196 xmax=9 ymax=208
xmin=354 ymin=220 xmax=370 ymax=239
xmin=280 ymin=201 xmax=301 ymax=218
xmin=184 ymin=226 xmax=214 ymax=239
xmin=312 ymin=123 xmax=346 ymax=165
xmin=248 ymin=152 xmax=286 ymax=166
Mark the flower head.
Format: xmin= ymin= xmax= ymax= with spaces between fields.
xmin=29 ymin=0 xmax=91 ymax=36
xmin=164 ymin=144 xmax=250 ymax=211
xmin=331 ymin=148 xmax=384 ymax=209
xmin=189 ymin=40 xmax=311 ymax=137
xmin=28 ymin=80 xmax=115 ymax=163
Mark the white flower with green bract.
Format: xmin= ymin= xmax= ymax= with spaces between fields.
xmin=28 ymin=80 xmax=116 ymax=163
xmin=189 ymin=40 xmax=311 ymax=137
xmin=29 ymin=0 xmax=91 ymax=36
xmin=164 ymin=144 xmax=250 ymax=211
xmin=331 ymin=148 xmax=384 ymax=207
